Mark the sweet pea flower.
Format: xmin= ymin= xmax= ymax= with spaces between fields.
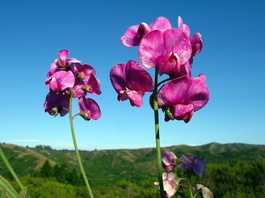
xmin=78 ymin=96 xmax=101 ymax=120
xmin=193 ymin=184 xmax=213 ymax=198
xmin=45 ymin=70 xmax=75 ymax=92
xmin=47 ymin=49 xmax=80 ymax=77
xmin=138 ymin=28 xmax=192 ymax=76
xmin=110 ymin=60 xmax=154 ymax=107
xmin=44 ymin=92 xmax=69 ymax=116
xmin=162 ymin=149 xmax=178 ymax=171
xmin=121 ymin=16 xmax=172 ymax=47
xmin=157 ymin=74 xmax=209 ymax=123
xmin=179 ymin=154 xmax=206 ymax=176
xmin=154 ymin=172 xmax=178 ymax=198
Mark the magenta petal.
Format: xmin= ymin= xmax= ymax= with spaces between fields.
xmin=119 ymin=90 xmax=143 ymax=107
xmin=157 ymin=76 xmax=190 ymax=107
xmin=186 ymin=74 xmax=209 ymax=111
xmin=120 ymin=25 xmax=141 ymax=47
xmin=45 ymin=71 xmax=75 ymax=92
xmin=126 ymin=60 xmax=154 ymax=93
xmin=163 ymin=29 xmax=192 ymax=65
xmin=172 ymin=104 xmax=194 ymax=123
xmin=149 ymin=16 xmax=172 ymax=31
xmin=139 ymin=30 xmax=164 ymax=68
xmin=110 ymin=63 xmax=127 ymax=93
xmin=178 ymin=16 xmax=190 ymax=37
xmin=78 ymin=97 xmax=101 ymax=120
xmin=190 ymin=33 xmax=203 ymax=56
xmin=57 ymin=49 xmax=70 ymax=66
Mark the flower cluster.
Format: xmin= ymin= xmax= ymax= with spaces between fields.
xmin=110 ymin=16 xmax=209 ymax=123
xmin=44 ymin=50 xmax=101 ymax=120
xmin=160 ymin=149 xmax=213 ymax=198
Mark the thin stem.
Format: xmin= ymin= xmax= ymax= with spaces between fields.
xmin=0 ymin=148 xmax=24 ymax=190
xmin=153 ymin=67 xmax=164 ymax=198
xmin=68 ymin=92 xmax=94 ymax=198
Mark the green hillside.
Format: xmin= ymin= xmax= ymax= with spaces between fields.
xmin=0 ymin=142 xmax=265 ymax=197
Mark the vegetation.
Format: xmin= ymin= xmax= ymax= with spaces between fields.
xmin=0 ymin=142 xmax=264 ymax=197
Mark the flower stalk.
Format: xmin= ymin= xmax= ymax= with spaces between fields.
xmin=68 ymin=90 xmax=94 ymax=198
xmin=153 ymin=67 xmax=164 ymax=197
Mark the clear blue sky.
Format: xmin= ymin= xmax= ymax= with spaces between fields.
xmin=1 ymin=0 xmax=264 ymax=150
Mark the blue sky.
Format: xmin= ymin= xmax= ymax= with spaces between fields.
xmin=1 ymin=0 xmax=265 ymax=150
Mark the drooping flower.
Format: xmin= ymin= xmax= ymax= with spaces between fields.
xmin=178 ymin=154 xmax=206 ymax=176
xmin=154 ymin=172 xmax=178 ymax=198
xmin=78 ymin=96 xmax=101 ymax=120
xmin=110 ymin=60 xmax=154 ymax=107
xmin=193 ymin=184 xmax=213 ymax=198
xmin=157 ymin=74 xmax=209 ymax=123
xmin=45 ymin=70 xmax=75 ymax=92
xmin=162 ymin=149 xmax=178 ymax=171
xmin=43 ymin=92 xmax=69 ymax=116
xmin=138 ymin=29 xmax=192 ymax=76
xmin=121 ymin=16 xmax=172 ymax=47
xmin=47 ymin=49 xmax=80 ymax=77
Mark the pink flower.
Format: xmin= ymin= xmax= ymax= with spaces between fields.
xmin=110 ymin=60 xmax=154 ymax=107
xmin=43 ymin=92 xmax=69 ymax=116
xmin=45 ymin=70 xmax=75 ymax=92
xmin=121 ymin=16 xmax=172 ymax=47
xmin=138 ymin=29 xmax=192 ymax=76
xmin=78 ymin=96 xmax=101 ymax=120
xmin=155 ymin=172 xmax=178 ymax=198
xmin=47 ymin=50 xmax=80 ymax=77
xmin=157 ymin=74 xmax=209 ymax=123
xmin=162 ymin=149 xmax=177 ymax=171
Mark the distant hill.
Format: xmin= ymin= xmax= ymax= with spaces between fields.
xmin=0 ymin=142 xmax=264 ymax=186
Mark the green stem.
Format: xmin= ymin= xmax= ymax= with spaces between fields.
xmin=68 ymin=92 xmax=94 ymax=198
xmin=153 ymin=68 xmax=164 ymax=198
xmin=0 ymin=148 xmax=24 ymax=190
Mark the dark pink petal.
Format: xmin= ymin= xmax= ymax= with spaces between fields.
xmin=78 ymin=96 xmax=101 ymax=120
xmin=70 ymin=63 xmax=96 ymax=80
xmin=110 ymin=63 xmax=127 ymax=93
xmin=149 ymin=16 xmax=172 ymax=31
xmin=87 ymin=73 xmax=101 ymax=95
xmin=126 ymin=60 xmax=154 ymax=93
xmin=45 ymin=71 xmax=75 ymax=92
xmin=190 ymin=33 xmax=203 ymax=56
xmin=138 ymin=30 xmax=164 ymax=68
xmin=118 ymin=90 xmax=143 ymax=107
xmin=172 ymin=104 xmax=194 ymax=123
xmin=158 ymin=53 xmax=181 ymax=75
xmin=157 ymin=76 xmax=190 ymax=107
xmin=120 ymin=25 xmax=141 ymax=47
xmin=44 ymin=92 xmax=69 ymax=116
